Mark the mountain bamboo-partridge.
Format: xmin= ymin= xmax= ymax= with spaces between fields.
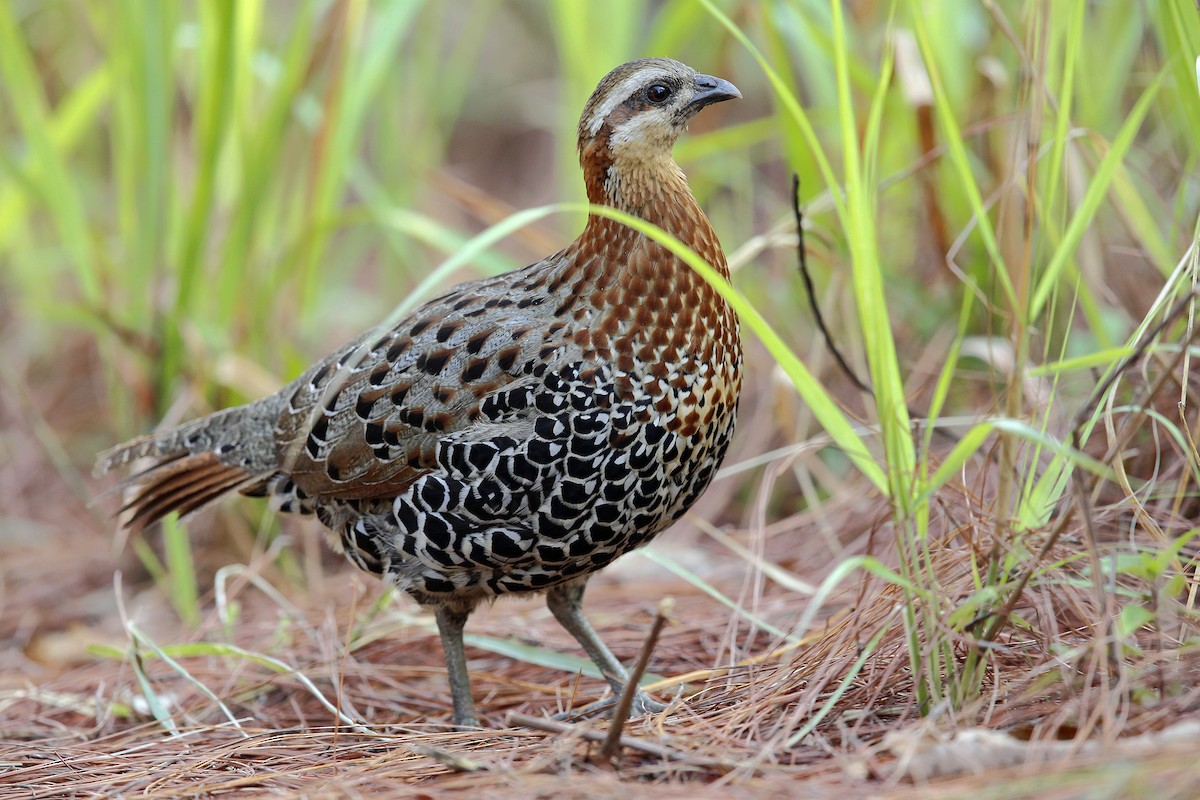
xmin=97 ymin=57 xmax=742 ymax=727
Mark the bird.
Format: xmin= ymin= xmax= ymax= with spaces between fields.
xmin=96 ymin=57 xmax=743 ymax=728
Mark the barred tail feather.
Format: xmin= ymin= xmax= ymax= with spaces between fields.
xmin=94 ymin=401 xmax=282 ymax=531
xmin=116 ymin=453 xmax=263 ymax=531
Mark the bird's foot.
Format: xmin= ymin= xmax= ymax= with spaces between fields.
xmin=552 ymin=689 xmax=669 ymax=722
xmin=630 ymin=691 xmax=668 ymax=717
xmin=450 ymin=713 xmax=481 ymax=731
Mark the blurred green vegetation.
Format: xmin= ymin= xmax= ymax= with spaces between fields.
xmin=2 ymin=0 xmax=1198 ymax=722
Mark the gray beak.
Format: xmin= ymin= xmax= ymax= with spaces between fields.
xmin=685 ymin=73 xmax=741 ymax=112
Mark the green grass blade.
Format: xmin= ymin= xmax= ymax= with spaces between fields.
xmin=0 ymin=3 xmax=99 ymax=302
xmin=1029 ymin=72 xmax=1165 ymax=319
xmin=908 ymin=0 xmax=1016 ymax=311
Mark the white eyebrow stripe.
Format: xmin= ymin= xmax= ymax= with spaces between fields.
xmin=585 ymin=69 xmax=677 ymax=136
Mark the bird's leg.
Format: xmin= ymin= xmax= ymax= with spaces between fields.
xmin=434 ymin=604 xmax=479 ymax=728
xmin=546 ymin=579 xmax=667 ymax=718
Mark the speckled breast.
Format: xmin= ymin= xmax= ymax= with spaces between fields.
xmin=366 ymin=361 xmax=737 ymax=602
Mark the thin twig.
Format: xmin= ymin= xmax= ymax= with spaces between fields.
xmin=792 ymin=175 xmax=965 ymax=448
xmin=792 ymin=174 xmax=872 ymax=394
xmin=595 ymin=598 xmax=673 ymax=768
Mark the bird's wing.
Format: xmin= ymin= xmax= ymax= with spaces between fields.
xmin=274 ymin=267 xmax=570 ymax=501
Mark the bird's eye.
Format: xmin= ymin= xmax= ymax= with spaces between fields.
xmin=645 ymin=84 xmax=672 ymax=104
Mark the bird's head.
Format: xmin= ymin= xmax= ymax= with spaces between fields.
xmin=577 ymin=58 xmax=739 ymax=210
